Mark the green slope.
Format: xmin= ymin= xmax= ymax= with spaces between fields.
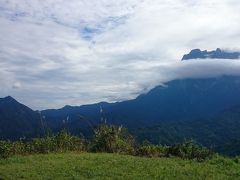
xmin=0 ymin=152 xmax=240 ymax=179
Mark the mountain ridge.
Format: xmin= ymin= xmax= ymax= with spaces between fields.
xmin=0 ymin=96 xmax=43 ymax=140
xmin=182 ymin=48 xmax=240 ymax=60
xmin=41 ymin=75 xmax=240 ymax=132
xmin=2 ymin=75 xmax=240 ymax=155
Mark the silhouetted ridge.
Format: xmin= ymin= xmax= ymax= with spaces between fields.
xmin=0 ymin=96 xmax=43 ymax=140
xmin=182 ymin=48 xmax=240 ymax=60
xmin=1 ymin=96 xmax=17 ymax=103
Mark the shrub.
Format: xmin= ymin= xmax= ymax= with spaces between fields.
xmin=54 ymin=130 xmax=85 ymax=152
xmin=136 ymin=142 xmax=167 ymax=157
xmin=0 ymin=130 xmax=86 ymax=158
xmin=28 ymin=130 xmax=85 ymax=154
xmin=0 ymin=140 xmax=14 ymax=158
xmin=233 ymin=156 xmax=240 ymax=164
xmin=136 ymin=140 xmax=213 ymax=161
xmin=29 ymin=136 xmax=56 ymax=154
xmin=167 ymin=140 xmax=213 ymax=161
xmin=90 ymin=124 xmax=135 ymax=154
xmin=10 ymin=141 xmax=26 ymax=155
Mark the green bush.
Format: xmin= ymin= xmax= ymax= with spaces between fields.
xmin=90 ymin=124 xmax=135 ymax=154
xmin=0 ymin=130 xmax=85 ymax=158
xmin=54 ymin=130 xmax=85 ymax=152
xmin=10 ymin=141 xmax=26 ymax=155
xmin=0 ymin=140 xmax=12 ymax=158
xmin=233 ymin=156 xmax=240 ymax=164
xmin=136 ymin=142 xmax=167 ymax=157
xmin=167 ymin=140 xmax=213 ymax=161
xmin=28 ymin=130 xmax=85 ymax=154
xmin=136 ymin=140 xmax=213 ymax=161
xmin=29 ymin=136 xmax=56 ymax=154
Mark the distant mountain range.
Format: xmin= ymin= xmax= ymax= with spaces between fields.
xmin=182 ymin=48 xmax=240 ymax=60
xmin=1 ymin=50 xmax=240 ymax=155
xmin=2 ymin=75 xmax=240 ymax=150
xmin=42 ymin=75 xmax=240 ymax=128
xmin=40 ymin=76 xmax=240 ymax=151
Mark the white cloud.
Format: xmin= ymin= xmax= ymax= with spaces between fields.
xmin=0 ymin=0 xmax=240 ymax=109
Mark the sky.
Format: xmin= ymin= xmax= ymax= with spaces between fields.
xmin=0 ymin=0 xmax=240 ymax=110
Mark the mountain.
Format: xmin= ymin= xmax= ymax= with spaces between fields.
xmin=2 ymin=75 xmax=240 ymax=155
xmin=41 ymin=75 xmax=240 ymax=154
xmin=0 ymin=96 xmax=43 ymax=140
xmin=182 ymin=48 xmax=240 ymax=60
xmin=42 ymin=75 xmax=240 ymax=135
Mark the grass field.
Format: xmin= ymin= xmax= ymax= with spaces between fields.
xmin=0 ymin=152 xmax=240 ymax=179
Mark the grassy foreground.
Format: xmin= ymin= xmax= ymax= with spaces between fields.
xmin=0 ymin=152 xmax=240 ymax=180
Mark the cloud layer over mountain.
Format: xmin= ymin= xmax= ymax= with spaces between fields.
xmin=0 ymin=0 xmax=240 ymax=109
